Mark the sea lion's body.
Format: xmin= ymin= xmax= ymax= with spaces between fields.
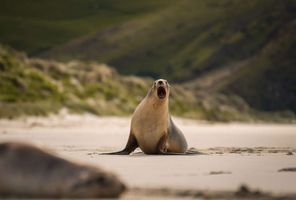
xmin=104 ymin=79 xmax=189 ymax=155
xmin=0 ymin=142 xmax=125 ymax=198
xmin=132 ymin=95 xmax=187 ymax=154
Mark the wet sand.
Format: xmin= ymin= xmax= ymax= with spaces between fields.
xmin=0 ymin=114 xmax=296 ymax=199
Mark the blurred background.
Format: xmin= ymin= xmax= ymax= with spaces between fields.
xmin=0 ymin=0 xmax=295 ymax=122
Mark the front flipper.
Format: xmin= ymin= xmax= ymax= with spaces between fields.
xmin=156 ymin=134 xmax=169 ymax=154
xmin=101 ymin=133 xmax=138 ymax=155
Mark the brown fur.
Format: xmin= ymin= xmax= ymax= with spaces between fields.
xmin=103 ymin=79 xmax=188 ymax=155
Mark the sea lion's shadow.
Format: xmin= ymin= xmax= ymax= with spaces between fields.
xmin=98 ymin=148 xmax=206 ymax=157
xmin=129 ymin=150 xmax=206 ymax=157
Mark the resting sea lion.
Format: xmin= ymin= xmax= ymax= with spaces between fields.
xmin=0 ymin=142 xmax=126 ymax=198
xmin=103 ymin=79 xmax=197 ymax=155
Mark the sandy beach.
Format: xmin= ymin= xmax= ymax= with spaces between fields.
xmin=0 ymin=114 xmax=296 ymax=199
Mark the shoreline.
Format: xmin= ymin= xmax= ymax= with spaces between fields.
xmin=1 ymin=113 xmax=295 ymax=129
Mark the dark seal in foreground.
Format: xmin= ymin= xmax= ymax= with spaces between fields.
xmin=103 ymin=79 xmax=200 ymax=155
xmin=0 ymin=142 xmax=126 ymax=198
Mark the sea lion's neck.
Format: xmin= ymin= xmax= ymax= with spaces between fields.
xmin=150 ymin=98 xmax=168 ymax=111
xmin=146 ymin=88 xmax=169 ymax=109
xmin=145 ymin=91 xmax=168 ymax=110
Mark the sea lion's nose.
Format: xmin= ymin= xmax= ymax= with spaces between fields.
xmin=158 ymin=80 xmax=163 ymax=85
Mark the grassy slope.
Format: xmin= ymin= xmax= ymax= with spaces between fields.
xmin=40 ymin=0 xmax=296 ymax=113
xmin=0 ymin=45 xmax=294 ymax=122
xmin=186 ymin=20 xmax=296 ymax=112
xmin=0 ymin=0 xmax=170 ymax=54
xmin=0 ymin=45 xmax=200 ymax=119
xmin=222 ymin=23 xmax=296 ymax=112
xmin=39 ymin=0 xmax=295 ymax=79
xmin=0 ymin=0 xmax=295 ymax=113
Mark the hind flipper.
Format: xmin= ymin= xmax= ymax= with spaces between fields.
xmin=158 ymin=147 xmax=206 ymax=156
xmin=101 ymin=132 xmax=138 ymax=155
xmin=158 ymin=151 xmax=204 ymax=155
xmin=185 ymin=147 xmax=206 ymax=155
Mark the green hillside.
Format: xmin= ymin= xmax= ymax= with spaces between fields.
xmin=222 ymin=24 xmax=296 ymax=112
xmin=186 ymin=21 xmax=296 ymax=112
xmin=0 ymin=0 xmax=295 ymax=114
xmin=38 ymin=0 xmax=295 ymax=79
xmin=1 ymin=45 xmax=294 ymax=122
xmin=0 ymin=0 xmax=171 ymax=54
xmin=0 ymin=44 xmax=199 ymax=118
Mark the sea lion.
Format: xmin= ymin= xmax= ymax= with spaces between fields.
xmin=0 ymin=142 xmax=126 ymax=198
xmin=103 ymin=79 xmax=197 ymax=155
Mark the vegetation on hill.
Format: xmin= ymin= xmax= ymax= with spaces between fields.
xmin=0 ymin=45 xmax=198 ymax=118
xmin=186 ymin=21 xmax=296 ymax=112
xmin=0 ymin=45 xmax=294 ymax=122
xmin=0 ymin=0 xmax=171 ymax=55
xmin=0 ymin=0 xmax=295 ymax=116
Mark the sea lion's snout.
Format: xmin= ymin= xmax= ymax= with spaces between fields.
xmin=155 ymin=79 xmax=169 ymax=99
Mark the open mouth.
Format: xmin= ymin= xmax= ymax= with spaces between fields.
xmin=157 ymin=86 xmax=166 ymax=99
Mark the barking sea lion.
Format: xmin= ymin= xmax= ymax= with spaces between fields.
xmin=0 ymin=142 xmax=126 ymax=198
xmin=103 ymin=79 xmax=198 ymax=155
